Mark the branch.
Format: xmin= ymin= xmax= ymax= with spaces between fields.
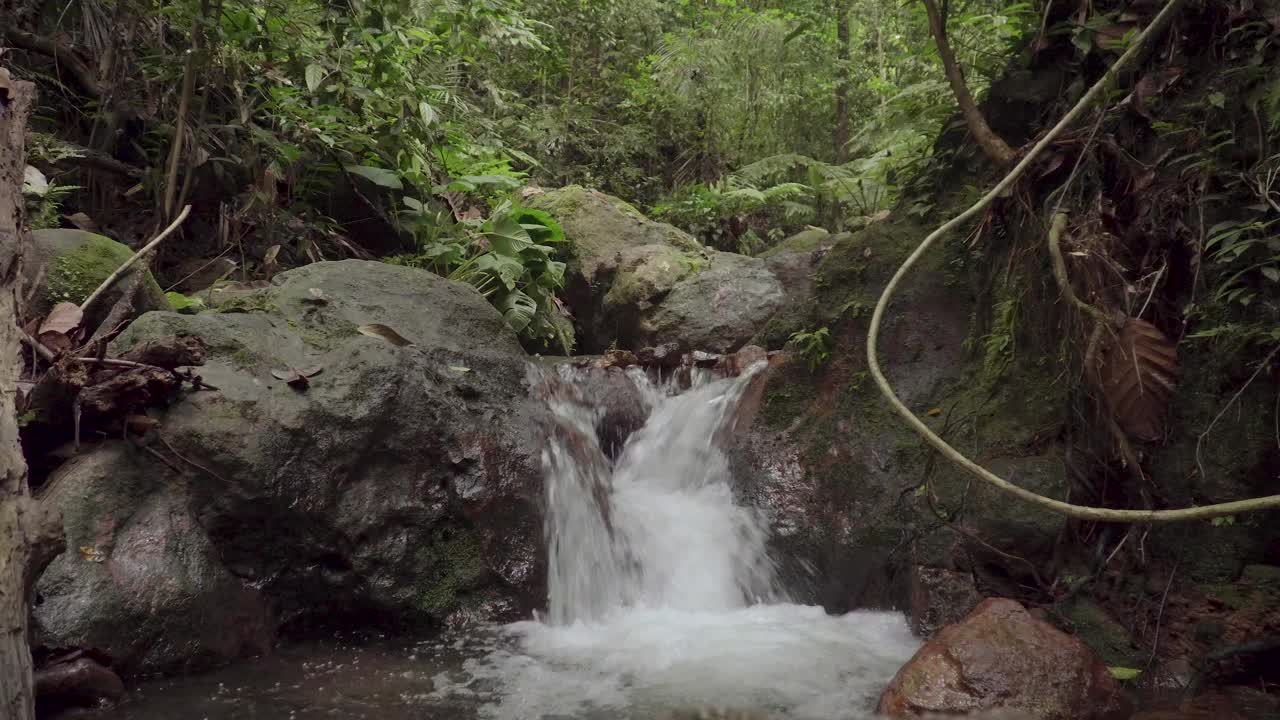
xmin=78 ymin=205 xmax=191 ymax=315
xmin=922 ymin=0 xmax=1016 ymax=166
xmin=1 ymin=29 xmax=104 ymax=99
xmin=867 ymin=0 xmax=1280 ymax=523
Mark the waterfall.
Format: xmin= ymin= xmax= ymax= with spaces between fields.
xmin=543 ymin=363 xmax=777 ymax=623
xmin=433 ymin=361 xmax=921 ymax=720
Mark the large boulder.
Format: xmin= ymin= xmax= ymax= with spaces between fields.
xmin=877 ymin=598 xmax=1133 ymax=719
xmin=26 ymin=229 xmax=170 ymax=327
xmin=526 ymin=186 xmax=784 ymax=352
xmin=34 ymin=260 xmax=547 ymax=674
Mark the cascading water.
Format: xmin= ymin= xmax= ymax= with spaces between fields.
xmin=431 ymin=362 xmax=923 ymax=719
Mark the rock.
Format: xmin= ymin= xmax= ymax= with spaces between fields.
xmin=910 ymin=566 xmax=983 ymax=638
xmin=526 ymin=187 xmax=783 ymax=353
xmin=34 ymin=446 xmax=275 ymax=675
xmin=877 ymin=598 xmax=1132 ymax=720
xmin=34 ymin=657 xmax=126 ymax=712
xmin=646 ymin=251 xmax=785 ymax=353
xmin=757 ymin=227 xmax=837 ymax=260
xmin=26 ymin=229 xmax=170 ymax=328
xmin=35 ymin=260 xmax=547 ymax=674
xmin=637 ymin=342 xmax=683 ymax=368
xmin=526 ymin=185 xmax=701 ymax=284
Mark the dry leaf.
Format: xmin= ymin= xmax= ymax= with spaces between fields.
xmin=39 ymin=302 xmax=83 ymax=336
xmin=78 ymin=545 xmax=106 ymax=563
xmin=38 ymin=331 xmax=72 ymax=355
xmin=927 ymin=408 xmax=943 ymax=417
xmin=358 ymin=323 xmax=412 ymax=347
xmin=67 ymin=212 xmax=99 ymax=232
xmin=1097 ymin=318 xmax=1180 ymax=442
xmin=263 ymin=244 xmax=282 ymax=265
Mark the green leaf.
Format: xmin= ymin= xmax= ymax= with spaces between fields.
xmin=1262 ymin=266 xmax=1280 ymax=283
xmin=345 ymin=165 xmax=402 ymax=190
xmin=1208 ymin=92 xmax=1226 ymax=109
xmin=419 ymin=101 xmax=437 ymax=127
xmin=305 ymin=64 xmax=326 ymax=93
xmin=166 ymin=291 xmax=207 ymax=315
xmin=497 ymin=289 xmax=537 ymax=332
xmin=468 ymin=253 xmax=524 ymax=291
xmin=1107 ymin=667 xmax=1141 ymax=681
xmin=486 ymin=218 xmax=534 ymax=256
xmin=510 ymin=207 xmax=566 ymax=243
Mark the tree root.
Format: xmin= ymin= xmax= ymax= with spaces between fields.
xmin=867 ymin=0 xmax=1280 ymax=523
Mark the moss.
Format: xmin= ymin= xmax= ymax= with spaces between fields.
xmin=759 ymin=228 xmax=832 ymax=260
xmin=604 ymin=247 xmax=703 ymax=307
xmin=218 ymin=294 xmax=280 ymax=315
xmin=229 ymin=347 xmax=259 ymax=370
xmin=46 ymin=234 xmax=166 ymax=308
xmin=759 ymin=364 xmax=818 ymax=430
xmin=1066 ymin=599 xmax=1142 ymax=667
xmin=413 ymin=526 xmax=486 ymax=616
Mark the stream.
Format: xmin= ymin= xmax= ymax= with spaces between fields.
xmin=97 ymin=363 xmax=920 ymax=719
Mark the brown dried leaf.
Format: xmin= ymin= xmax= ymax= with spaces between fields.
xmin=357 ymin=323 xmax=412 ymax=347
xmin=1132 ymin=67 xmax=1183 ymax=120
xmin=38 ymin=331 xmax=72 ymax=355
xmin=263 ymin=244 xmax=282 ymax=266
xmin=39 ymin=302 xmax=83 ymax=336
xmin=1098 ymin=318 xmax=1180 ymax=442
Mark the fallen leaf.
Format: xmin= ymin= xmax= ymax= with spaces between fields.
xmin=927 ymin=408 xmax=943 ymax=417
xmin=67 ymin=212 xmax=99 ymax=232
xmin=358 ymin=323 xmax=412 ymax=347
xmin=39 ymin=302 xmax=83 ymax=336
xmin=263 ymin=244 xmax=281 ymax=265
xmin=1097 ymin=318 xmax=1180 ymax=442
xmin=862 ymin=247 xmax=873 ymax=258
xmin=38 ymin=331 xmax=72 ymax=355
xmin=78 ymin=546 xmax=106 ymax=563
xmin=272 ymin=368 xmax=314 ymax=389
xmin=448 ymin=366 xmax=472 ymax=373
xmin=298 ymin=366 xmax=323 ymax=378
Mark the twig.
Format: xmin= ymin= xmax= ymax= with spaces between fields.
xmin=79 ymin=204 xmax=191 ymax=315
xmin=1146 ymin=562 xmax=1178 ymax=671
xmin=869 ymin=0 xmax=1280 ymax=522
xmin=157 ymin=432 xmax=226 ymax=484
xmin=142 ymin=445 xmax=186 ymax=476
xmin=19 ymin=329 xmax=57 ymax=364
xmin=1195 ymin=343 xmax=1280 ymax=482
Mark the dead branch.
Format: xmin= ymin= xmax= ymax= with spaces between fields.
xmin=78 ymin=204 xmax=191 ymax=315
xmin=0 ymin=29 xmax=104 ymax=99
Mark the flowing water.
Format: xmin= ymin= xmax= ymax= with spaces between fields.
xmin=98 ymin=363 xmax=920 ymax=720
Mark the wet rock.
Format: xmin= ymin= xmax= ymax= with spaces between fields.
xmin=36 ymin=260 xmax=547 ymax=673
xmin=637 ymin=342 xmax=683 ymax=368
xmin=34 ymin=446 xmax=275 ymax=675
xmin=573 ymin=365 xmax=650 ymax=460
xmin=878 ymin=598 xmax=1132 ymax=720
xmin=34 ymin=656 xmax=125 ymax=713
xmin=910 ymin=566 xmax=983 ymax=638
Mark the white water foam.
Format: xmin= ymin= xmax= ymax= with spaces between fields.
xmin=434 ymin=364 xmax=920 ymax=719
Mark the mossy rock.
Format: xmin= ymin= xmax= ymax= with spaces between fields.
xmin=28 ymin=229 xmax=170 ymax=325
xmin=1065 ymin=599 xmax=1142 ymax=667
xmin=526 ymin=185 xmax=702 ymax=283
xmin=758 ymin=228 xmax=838 ymax=260
xmin=604 ymin=245 xmax=703 ymax=308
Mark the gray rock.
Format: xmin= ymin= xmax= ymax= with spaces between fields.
xmin=35 ymin=260 xmax=548 ymax=674
xmin=526 ymin=187 xmax=784 ymax=353
xmin=615 ymin=251 xmax=785 ymax=353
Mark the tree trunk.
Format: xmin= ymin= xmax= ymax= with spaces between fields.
xmin=0 ymin=70 xmax=65 ymax=720
xmin=922 ymin=0 xmax=1017 ymax=166
xmin=834 ymin=1 xmax=851 ymax=163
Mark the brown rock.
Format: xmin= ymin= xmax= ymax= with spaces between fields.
xmin=878 ymin=598 xmax=1132 ymax=720
xmin=910 ymin=566 xmax=983 ymax=638
xmin=35 ymin=657 xmax=125 ymax=711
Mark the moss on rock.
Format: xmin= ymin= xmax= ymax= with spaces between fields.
xmin=33 ymin=230 xmax=170 ymax=319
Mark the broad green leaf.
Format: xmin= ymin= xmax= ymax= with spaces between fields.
xmin=469 ymin=253 xmax=524 ymax=291
xmin=487 ymin=218 xmax=534 ymax=256
xmin=497 ymin=289 xmax=537 ymax=332
xmin=419 ymin=101 xmax=437 ymax=127
xmin=305 ymin=64 xmax=325 ymax=93
xmin=166 ymin=292 xmax=207 ymax=315
xmin=345 ymin=165 xmax=402 ymax=190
